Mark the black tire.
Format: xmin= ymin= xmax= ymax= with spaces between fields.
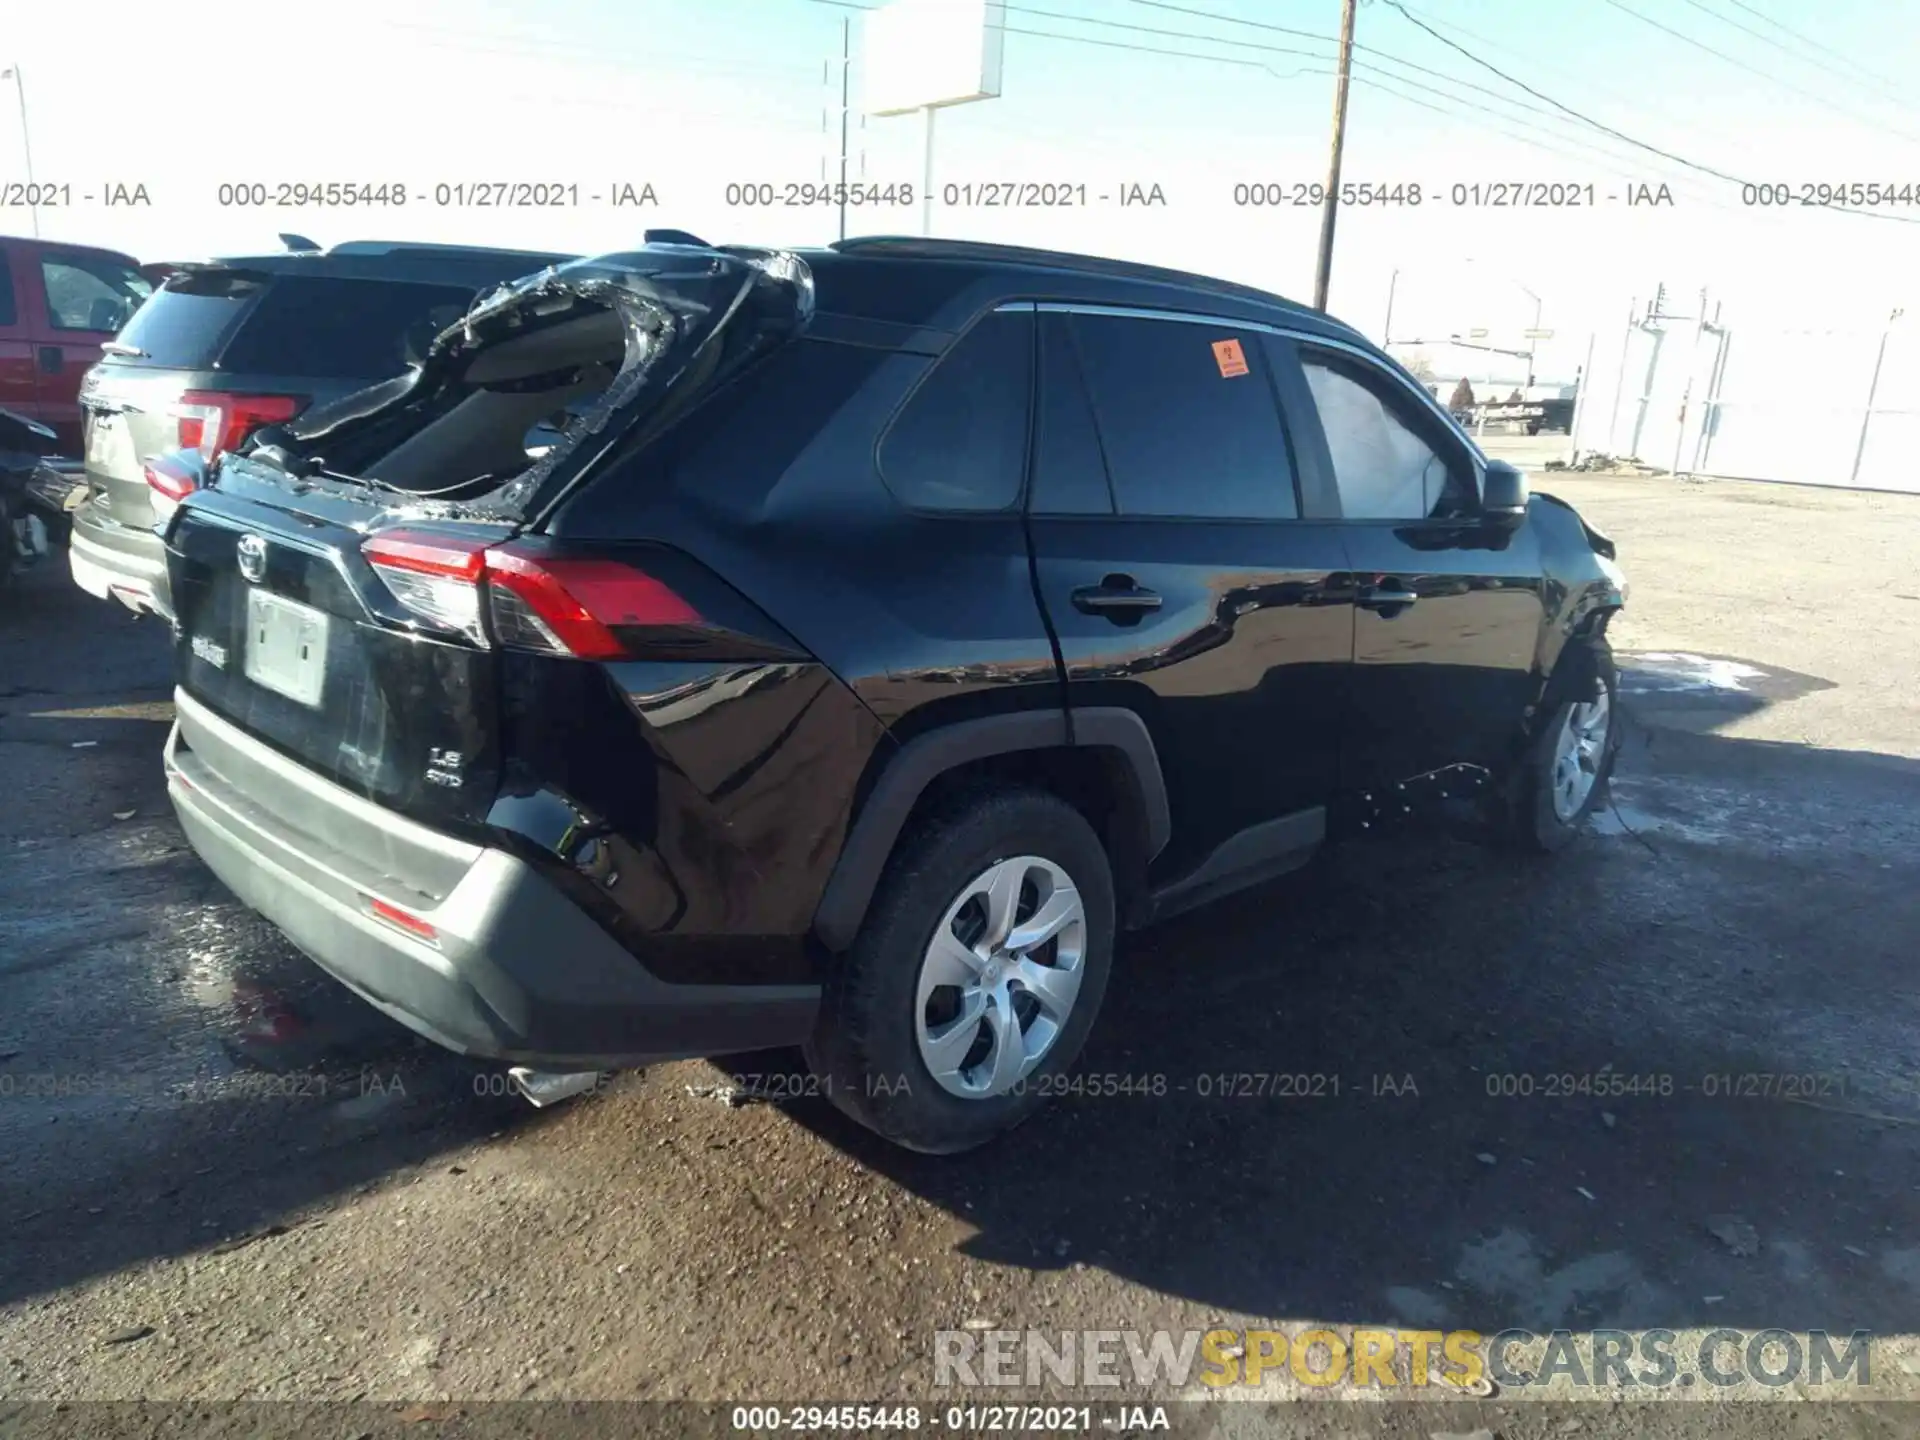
xmin=803 ymin=786 xmax=1116 ymax=1154
xmin=1504 ymin=639 xmax=1620 ymax=852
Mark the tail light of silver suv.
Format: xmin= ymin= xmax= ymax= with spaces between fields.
xmin=169 ymin=391 xmax=306 ymax=461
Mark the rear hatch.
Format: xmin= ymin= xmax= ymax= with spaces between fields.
xmin=166 ymin=244 xmax=815 ymax=832
xmin=79 ymin=266 xmax=506 ymax=531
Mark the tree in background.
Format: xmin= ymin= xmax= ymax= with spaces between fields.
xmin=1507 ymin=388 xmax=1524 ymax=403
xmin=1449 ymin=378 xmax=1476 ymax=411
xmin=1404 ymin=353 xmax=1437 ymax=383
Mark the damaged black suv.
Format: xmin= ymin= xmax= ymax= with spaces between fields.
xmin=162 ymin=236 xmax=1627 ymax=1154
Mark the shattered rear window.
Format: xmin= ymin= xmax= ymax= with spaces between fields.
xmin=253 ymin=246 xmax=816 ymax=526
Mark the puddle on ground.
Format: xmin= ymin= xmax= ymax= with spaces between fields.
xmin=1617 ymin=651 xmax=1836 ymax=713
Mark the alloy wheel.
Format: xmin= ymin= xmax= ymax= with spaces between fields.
xmin=1550 ymin=688 xmax=1612 ymax=821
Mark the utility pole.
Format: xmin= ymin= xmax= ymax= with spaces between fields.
xmin=921 ymin=106 xmax=937 ymax=236
xmin=0 ymin=66 xmax=36 ymax=238
xmin=1569 ymin=330 xmax=1596 ymax=461
xmin=1382 ymin=267 xmax=1398 ymax=345
xmin=1669 ymin=286 xmax=1709 ymax=479
xmin=837 ymin=17 xmax=851 ymax=242
xmin=1520 ymin=286 xmax=1542 ymax=389
xmin=1851 ymin=306 xmax=1902 ymax=487
xmin=1311 ymin=0 xmax=1358 ymax=312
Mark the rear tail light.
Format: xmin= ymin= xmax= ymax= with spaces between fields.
xmin=144 ymin=452 xmax=206 ymax=526
xmin=144 ymin=454 xmax=201 ymax=502
xmin=360 ymin=530 xmax=702 ymax=658
xmin=360 ymin=532 xmax=489 ymax=645
xmin=171 ymin=390 xmax=305 ymax=460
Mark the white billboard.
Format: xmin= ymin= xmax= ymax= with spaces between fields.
xmin=864 ymin=0 xmax=1006 ymax=116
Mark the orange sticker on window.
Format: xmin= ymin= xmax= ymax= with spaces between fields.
xmin=1212 ymin=338 xmax=1249 ymax=377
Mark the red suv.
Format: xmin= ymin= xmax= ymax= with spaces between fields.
xmin=0 ymin=234 xmax=160 ymax=456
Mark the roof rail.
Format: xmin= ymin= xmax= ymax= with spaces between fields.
xmin=829 ymin=235 xmax=1310 ymax=315
xmin=324 ymin=240 xmax=569 ymax=260
xmin=643 ymin=228 xmax=714 ymax=248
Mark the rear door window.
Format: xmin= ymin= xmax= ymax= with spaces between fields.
xmin=218 ymin=277 xmax=477 ymax=379
xmin=878 ymin=308 xmax=1032 ymax=512
xmin=39 ymin=253 xmax=152 ymax=333
xmin=1066 ymin=313 xmax=1299 ymax=520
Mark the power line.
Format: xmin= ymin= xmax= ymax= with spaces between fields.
xmin=1141 ymin=0 xmax=1920 ymax=148
xmin=1007 ymin=2 xmax=1330 ymax=65
xmin=1012 ymin=0 xmax=1753 ymax=193
xmin=1670 ymin=0 xmax=1891 ymax=94
xmin=1350 ymin=72 xmax=1739 ymax=211
xmin=1381 ymin=2 xmax=1746 ymax=182
xmin=1380 ymin=0 xmax=1920 ymax=224
xmin=1361 ymin=81 xmax=1742 ymax=214
xmin=1596 ymin=0 xmax=1920 ymax=147
xmin=806 ymin=0 xmax=1915 ymax=224
xmin=814 ymin=0 xmax=1767 ymax=188
xmin=1383 ymin=0 xmax=1760 ymax=157
xmin=1714 ymin=0 xmax=1913 ymax=100
xmin=805 ymin=0 xmax=1280 ymax=68
xmin=1125 ymin=0 xmax=1920 ymax=223
xmin=1130 ymin=0 xmax=1335 ymax=47
xmin=1009 ymin=18 xmax=1737 ymax=197
xmin=1122 ymin=0 xmax=1776 ymax=192
xmin=1003 ymin=21 xmax=1267 ymax=68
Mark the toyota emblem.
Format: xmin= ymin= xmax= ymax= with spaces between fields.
xmin=236 ymin=533 xmax=268 ymax=584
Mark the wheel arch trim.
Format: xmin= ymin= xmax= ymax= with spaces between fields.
xmin=811 ymin=707 xmax=1170 ymax=952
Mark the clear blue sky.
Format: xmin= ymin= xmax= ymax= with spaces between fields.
xmin=8 ymin=0 xmax=1919 ymax=380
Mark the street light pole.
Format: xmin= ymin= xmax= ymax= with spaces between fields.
xmin=1382 ymin=267 xmax=1399 ymax=345
xmin=1311 ymin=0 xmax=1358 ymax=312
xmin=0 ymin=66 xmax=37 ymax=238
xmin=920 ymin=105 xmax=937 ymax=236
xmin=1850 ymin=306 xmax=1902 ymax=488
xmin=1520 ymin=285 xmax=1542 ymax=389
xmin=837 ymin=17 xmax=851 ymax=242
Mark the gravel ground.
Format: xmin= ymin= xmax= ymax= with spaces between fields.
xmin=2 ymin=473 xmax=1918 ymax=1438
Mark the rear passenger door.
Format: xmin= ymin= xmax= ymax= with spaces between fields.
xmin=1024 ymin=305 xmax=1355 ymax=889
xmin=1272 ymin=340 xmax=1545 ymax=802
xmin=859 ymin=304 xmax=1067 ymax=730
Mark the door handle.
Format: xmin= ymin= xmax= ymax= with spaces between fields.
xmin=1071 ymin=575 xmax=1163 ymax=618
xmin=37 ymin=346 xmax=62 ymax=375
xmin=1357 ymin=582 xmax=1420 ymax=611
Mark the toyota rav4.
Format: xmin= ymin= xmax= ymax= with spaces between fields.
xmin=161 ymin=236 xmax=1627 ymax=1154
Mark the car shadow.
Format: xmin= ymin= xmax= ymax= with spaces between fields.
xmin=764 ymin=689 xmax=1920 ymax=1345
xmin=6 ymin=574 xmax=1917 ymax=1358
xmin=0 ymin=565 xmax=563 ymax=1307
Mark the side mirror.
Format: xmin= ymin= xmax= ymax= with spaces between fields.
xmin=1482 ymin=460 xmax=1529 ymax=525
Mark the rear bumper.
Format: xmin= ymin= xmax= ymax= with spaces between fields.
xmin=165 ymin=688 xmax=818 ymax=1069
xmin=70 ymin=502 xmax=170 ymax=617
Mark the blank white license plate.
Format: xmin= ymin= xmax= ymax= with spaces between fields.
xmin=243 ymin=589 xmax=330 ymax=708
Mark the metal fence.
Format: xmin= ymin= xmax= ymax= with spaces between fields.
xmin=1570 ymin=296 xmax=1918 ymax=494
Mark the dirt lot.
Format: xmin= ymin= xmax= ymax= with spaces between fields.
xmin=2 ymin=473 xmax=1917 ymax=1437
